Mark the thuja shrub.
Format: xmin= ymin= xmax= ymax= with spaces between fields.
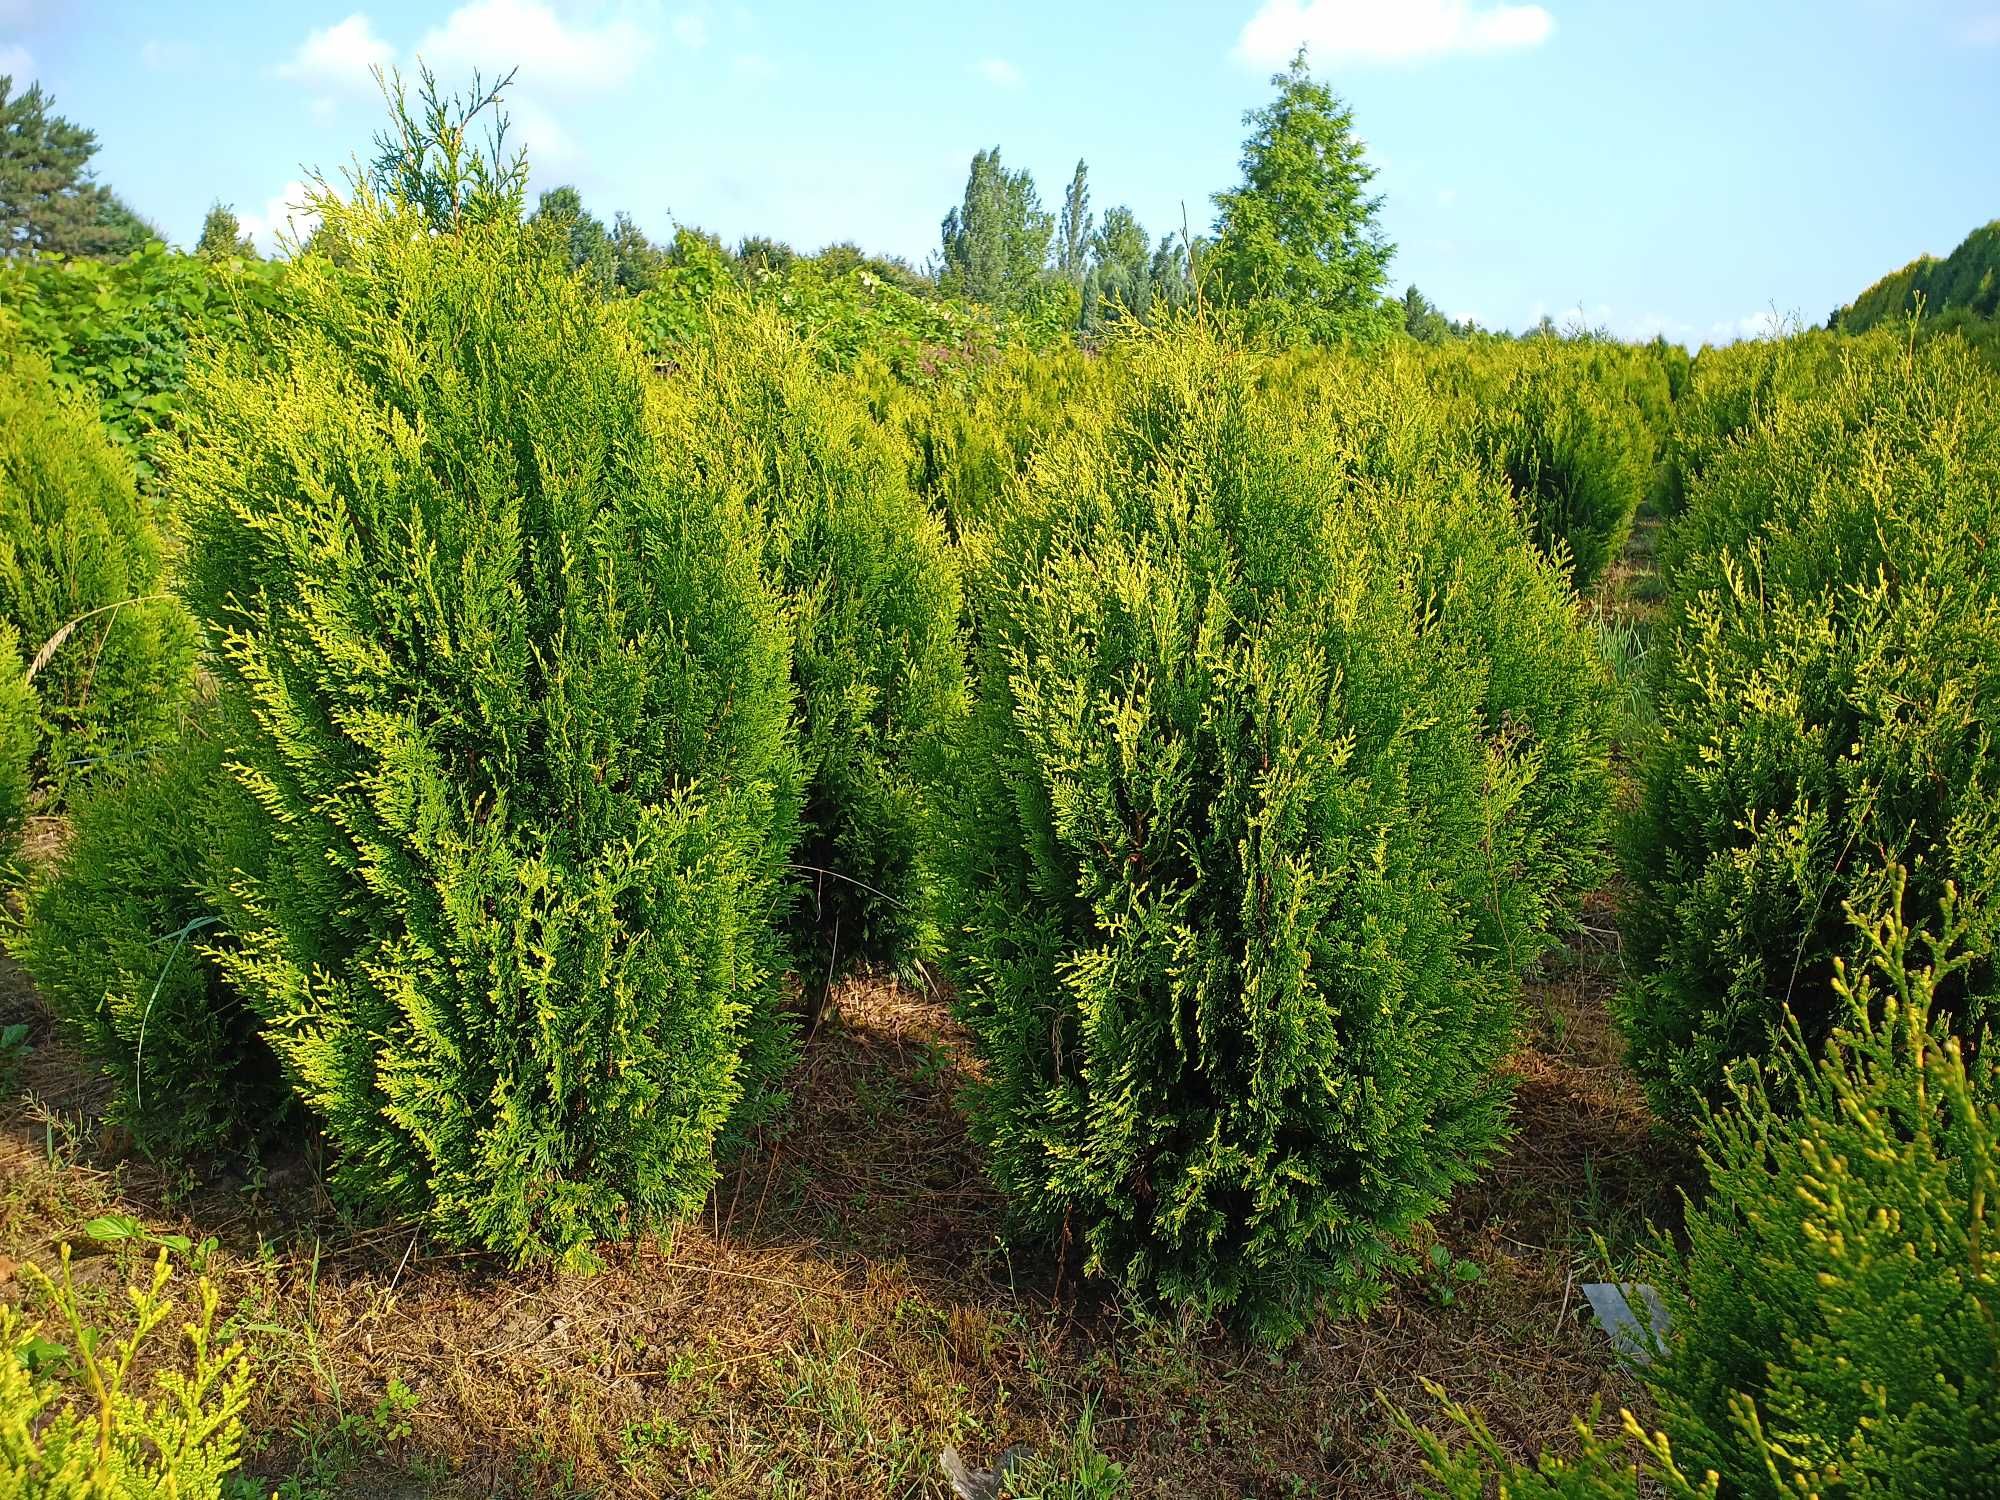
xmin=173 ymin=196 xmax=800 ymax=1266
xmin=656 ymin=302 xmax=967 ymax=999
xmin=947 ymin=330 xmax=1519 ymax=1337
xmin=1437 ymin=338 xmax=1654 ymax=591
xmin=1 ymin=1248 xmax=256 ymax=1496
xmin=1263 ymin=347 xmax=1613 ymax=963
xmin=1410 ymin=885 xmax=2000 ymax=1498
xmin=10 ymin=698 xmax=283 ymax=1159
xmin=0 ymin=626 xmax=34 ymax=852
xmin=0 ymin=348 xmax=194 ymax=800
xmin=1655 ymin=330 xmax=1851 ymax=516
xmin=1621 ymin=333 xmax=2000 ymax=1123
xmin=880 ymin=342 xmax=1111 ymax=533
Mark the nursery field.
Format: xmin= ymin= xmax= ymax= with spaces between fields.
xmin=2 ymin=55 xmax=1998 ymax=1500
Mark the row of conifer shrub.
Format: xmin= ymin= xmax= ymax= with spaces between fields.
xmin=1413 ymin=324 xmax=2000 ymax=1493
xmin=1620 ymin=327 xmax=2000 ymax=1123
xmin=4 ymin=197 xmax=1618 ymax=1324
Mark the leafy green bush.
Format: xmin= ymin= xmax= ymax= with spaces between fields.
xmin=0 ymin=241 xmax=283 ymax=475
xmin=1 ymin=1246 xmax=256 ymax=1497
xmin=10 ymin=699 xmax=281 ymax=1160
xmin=173 ymin=193 xmax=801 ymax=1266
xmin=657 ymin=302 xmax=966 ymax=1002
xmin=1427 ymin=338 xmax=1653 ymax=590
xmin=945 ymin=330 xmax=1530 ymax=1337
xmin=1621 ymin=332 xmax=2000 ymax=1123
xmin=1411 ymin=884 xmax=2000 ymax=1498
xmin=0 ymin=348 xmax=195 ymax=801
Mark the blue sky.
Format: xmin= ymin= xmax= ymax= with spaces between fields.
xmin=6 ymin=0 xmax=1997 ymax=342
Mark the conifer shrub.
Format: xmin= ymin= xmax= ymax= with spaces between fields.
xmin=656 ymin=302 xmax=967 ymax=1000
xmin=0 ymin=625 xmax=35 ymax=852
xmin=946 ymin=330 xmax=1525 ymax=1337
xmin=883 ymin=343 xmax=1110 ymax=533
xmin=10 ymin=698 xmax=282 ymax=1160
xmin=1410 ymin=885 xmax=2000 ymax=1498
xmin=1655 ymin=330 xmax=1849 ymax=515
xmin=1 ymin=1247 xmax=256 ymax=1496
xmin=1433 ymin=338 xmax=1653 ymax=591
xmin=0 ymin=348 xmax=194 ymax=800
xmin=172 ymin=195 xmax=801 ymax=1266
xmin=1262 ymin=347 xmax=1614 ymax=962
xmin=1622 ymin=332 xmax=2000 ymax=1123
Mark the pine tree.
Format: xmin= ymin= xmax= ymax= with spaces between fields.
xmin=0 ymin=75 xmax=156 ymax=259
xmin=194 ymin=201 xmax=257 ymax=260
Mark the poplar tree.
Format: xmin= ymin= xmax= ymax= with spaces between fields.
xmin=1055 ymin=159 xmax=1091 ymax=288
xmin=938 ymin=147 xmax=1052 ymax=309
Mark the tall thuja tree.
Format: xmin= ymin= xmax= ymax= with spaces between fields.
xmin=947 ymin=328 xmax=1520 ymax=1337
xmin=1055 ymin=159 xmax=1091 ymax=289
xmin=0 ymin=75 xmax=155 ymax=259
xmin=938 ymin=147 xmax=1052 ymax=310
xmin=1209 ymin=51 xmax=1396 ymax=345
xmin=175 ymin=171 xmax=801 ymax=1262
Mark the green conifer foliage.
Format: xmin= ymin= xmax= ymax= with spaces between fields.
xmin=1426 ymin=339 xmax=1653 ymax=591
xmin=0 ymin=624 xmax=33 ymax=850
xmin=1656 ymin=331 xmax=1849 ymax=515
xmin=946 ymin=330 xmax=1527 ymax=1337
xmin=172 ymin=197 xmax=800 ymax=1266
xmin=658 ymin=303 xmax=967 ymax=999
xmin=1260 ymin=346 xmax=1613 ymax=965
xmin=1408 ymin=888 xmax=2000 ymax=1496
xmin=1649 ymin=884 xmax=2000 ymax=1494
xmin=0 ymin=348 xmax=194 ymax=799
xmin=11 ymin=699 xmax=281 ymax=1159
xmin=1412 ymin=885 xmax=2000 ymax=1498
xmin=1622 ymin=333 xmax=2000 ymax=1124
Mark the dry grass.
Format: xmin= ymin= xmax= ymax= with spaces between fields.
xmin=0 ymin=905 xmax=1680 ymax=1499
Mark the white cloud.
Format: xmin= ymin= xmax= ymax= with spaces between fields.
xmin=672 ymin=12 xmax=708 ymax=47
xmin=509 ymin=97 xmax=576 ymax=171
xmin=1967 ymin=12 xmax=2000 ymax=43
xmin=277 ymin=13 xmax=393 ymax=94
xmin=414 ymin=0 xmax=652 ymax=92
xmin=973 ymin=57 xmax=1022 ymax=87
xmin=1237 ymin=0 xmax=1553 ymax=66
xmin=141 ymin=39 xmax=200 ymax=72
xmin=238 ymin=181 xmax=322 ymax=257
xmin=0 ymin=42 xmax=30 ymax=81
